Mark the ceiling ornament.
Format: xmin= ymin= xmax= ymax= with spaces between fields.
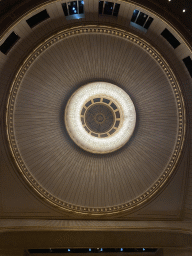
xmin=6 ymin=25 xmax=185 ymax=215
xmin=65 ymin=82 xmax=136 ymax=154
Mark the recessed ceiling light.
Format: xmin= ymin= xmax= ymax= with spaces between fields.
xmin=168 ymin=0 xmax=171 ymax=2
xmin=183 ymin=9 xmax=186 ymax=12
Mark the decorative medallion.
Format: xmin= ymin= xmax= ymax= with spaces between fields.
xmin=65 ymin=82 xmax=136 ymax=154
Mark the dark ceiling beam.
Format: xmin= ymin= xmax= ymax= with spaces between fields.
xmin=0 ymin=230 xmax=192 ymax=250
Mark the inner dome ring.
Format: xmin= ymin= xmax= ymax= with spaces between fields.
xmin=65 ymin=82 xmax=136 ymax=154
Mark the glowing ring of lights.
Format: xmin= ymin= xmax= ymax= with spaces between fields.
xmin=65 ymin=82 xmax=136 ymax=154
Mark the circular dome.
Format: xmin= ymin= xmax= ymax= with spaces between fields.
xmin=6 ymin=26 xmax=185 ymax=214
xmin=65 ymin=82 xmax=136 ymax=154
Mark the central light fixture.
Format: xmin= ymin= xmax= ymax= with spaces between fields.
xmin=65 ymin=82 xmax=136 ymax=154
xmin=81 ymin=96 xmax=121 ymax=137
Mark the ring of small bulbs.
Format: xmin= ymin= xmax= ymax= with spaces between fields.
xmin=65 ymin=82 xmax=136 ymax=154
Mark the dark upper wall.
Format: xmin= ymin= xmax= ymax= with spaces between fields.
xmin=0 ymin=0 xmax=191 ymax=47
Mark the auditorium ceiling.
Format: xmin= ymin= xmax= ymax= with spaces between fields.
xmin=0 ymin=0 xmax=192 ymax=253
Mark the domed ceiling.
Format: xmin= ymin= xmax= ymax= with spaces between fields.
xmin=6 ymin=25 xmax=185 ymax=215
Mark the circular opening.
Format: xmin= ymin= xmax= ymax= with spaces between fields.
xmin=65 ymin=82 xmax=136 ymax=154
xmin=82 ymin=99 xmax=120 ymax=136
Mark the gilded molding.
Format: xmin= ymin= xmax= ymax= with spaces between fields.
xmin=6 ymin=25 xmax=186 ymax=215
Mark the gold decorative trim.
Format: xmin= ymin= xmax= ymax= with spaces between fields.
xmin=6 ymin=25 xmax=186 ymax=215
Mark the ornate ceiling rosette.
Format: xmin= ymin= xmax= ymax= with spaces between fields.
xmin=6 ymin=25 xmax=185 ymax=215
xmin=65 ymin=82 xmax=136 ymax=154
